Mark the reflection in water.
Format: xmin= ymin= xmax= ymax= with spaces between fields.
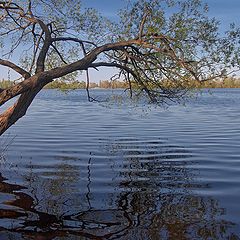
xmin=0 ymin=139 xmax=239 ymax=239
xmin=0 ymin=135 xmax=14 ymax=166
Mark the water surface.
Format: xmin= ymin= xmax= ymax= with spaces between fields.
xmin=1 ymin=89 xmax=240 ymax=239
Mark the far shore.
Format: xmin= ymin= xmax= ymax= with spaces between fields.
xmin=1 ymin=78 xmax=240 ymax=90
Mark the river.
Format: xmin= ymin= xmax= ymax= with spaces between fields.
xmin=1 ymin=89 xmax=240 ymax=239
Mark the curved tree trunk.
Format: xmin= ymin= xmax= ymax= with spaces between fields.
xmin=0 ymin=85 xmax=44 ymax=135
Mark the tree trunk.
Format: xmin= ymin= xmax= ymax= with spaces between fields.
xmin=0 ymin=86 xmax=43 ymax=135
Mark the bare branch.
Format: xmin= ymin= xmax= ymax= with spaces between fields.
xmin=52 ymin=37 xmax=98 ymax=50
xmin=139 ymin=9 xmax=150 ymax=39
xmin=50 ymin=44 xmax=68 ymax=64
xmin=0 ymin=1 xmax=24 ymax=11
xmin=0 ymin=59 xmax=31 ymax=79
xmin=35 ymin=19 xmax=52 ymax=73
xmin=85 ymin=70 xmax=96 ymax=102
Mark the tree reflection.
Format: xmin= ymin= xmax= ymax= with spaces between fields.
xmin=0 ymin=139 xmax=239 ymax=239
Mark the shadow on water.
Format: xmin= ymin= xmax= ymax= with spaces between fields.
xmin=0 ymin=138 xmax=239 ymax=240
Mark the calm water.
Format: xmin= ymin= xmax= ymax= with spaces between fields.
xmin=1 ymin=89 xmax=240 ymax=239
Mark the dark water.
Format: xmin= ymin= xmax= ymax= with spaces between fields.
xmin=1 ymin=89 xmax=240 ymax=239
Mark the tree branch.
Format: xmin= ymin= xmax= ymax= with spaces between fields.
xmin=0 ymin=59 xmax=31 ymax=79
xmin=139 ymin=10 xmax=150 ymax=40
xmin=52 ymin=37 xmax=97 ymax=47
xmin=50 ymin=44 xmax=68 ymax=64
xmin=35 ymin=19 xmax=52 ymax=73
xmin=0 ymin=74 xmax=44 ymax=107
xmin=0 ymin=86 xmax=42 ymax=134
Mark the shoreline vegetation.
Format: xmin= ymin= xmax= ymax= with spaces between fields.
xmin=1 ymin=78 xmax=240 ymax=90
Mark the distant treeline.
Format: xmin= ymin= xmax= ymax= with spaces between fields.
xmin=45 ymin=80 xmax=128 ymax=89
xmin=0 ymin=79 xmax=125 ymax=90
xmin=46 ymin=80 xmax=88 ymax=90
xmin=190 ymin=77 xmax=240 ymax=89
xmin=1 ymin=78 xmax=240 ymax=90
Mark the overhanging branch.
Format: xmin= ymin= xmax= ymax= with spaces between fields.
xmin=0 ymin=59 xmax=31 ymax=79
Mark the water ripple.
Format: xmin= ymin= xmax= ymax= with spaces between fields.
xmin=1 ymin=89 xmax=240 ymax=239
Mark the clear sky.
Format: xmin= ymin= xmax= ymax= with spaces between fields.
xmin=82 ymin=0 xmax=240 ymax=29
xmin=1 ymin=0 xmax=240 ymax=82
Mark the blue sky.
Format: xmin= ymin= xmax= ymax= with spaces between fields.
xmin=1 ymin=0 xmax=240 ymax=82
xmin=82 ymin=0 xmax=240 ymax=30
xmin=207 ymin=0 xmax=240 ymax=27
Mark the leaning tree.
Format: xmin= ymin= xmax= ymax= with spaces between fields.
xmin=0 ymin=0 xmax=239 ymax=135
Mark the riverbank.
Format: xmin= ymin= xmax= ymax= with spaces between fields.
xmin=1 ymin=77 xmax=240 ymax=90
